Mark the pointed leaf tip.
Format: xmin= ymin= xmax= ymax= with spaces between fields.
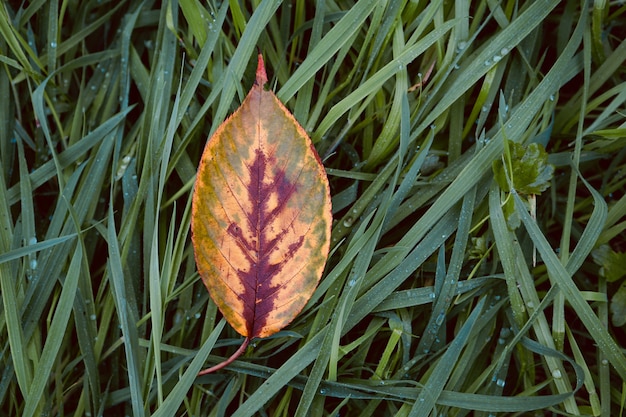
xmin=255 ymin=53 xmax=268 ymax=87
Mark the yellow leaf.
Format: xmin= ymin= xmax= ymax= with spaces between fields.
xmin=191 ymin=53 xmax=332 ymax=374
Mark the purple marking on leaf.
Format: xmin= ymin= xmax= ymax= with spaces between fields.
xmin=229 ymin=148 xmax=305 ymax=337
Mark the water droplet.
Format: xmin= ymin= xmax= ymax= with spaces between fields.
xmin=482 ymin=105 xmax=488 ymax=112
xmin=30 ymin=259 xmax=38 ymax=270
xmin=50 ymin=41 xmax=57 ymax=48
xmin=496 ymin=378 xmax=505 ymax=387
xmin=457 ymin=41 xmax=467 ymax=52
xmin=500 ymin=47 xmax=509 ymax=56
xmin=492 ymin=54 xmax=501 ymax=62
xmin=549 ymin=94 xmax=555 ymax=101
xmin=498 ymin=338 xmax=505 ymax=345
xmin=90 ymin=314 xmax=97 ymax=321
xmin=435 ymin=312 xmax=445 ymax=326
xmin=526 ymin=301 xmax=534 ymax=309
xmin=194 ymin=312 xmax=201 ymax=319
xmin=429 ymin=292 xmax=436 ymax=299
xmin=319 ymin=388 xmax=326 ymax=395
xmin=601 ymin=359 xmax=608 ymax=365
xmin=348 ymin=279 xmax=356 ymax=287
xmin=343 ymin=217 xmax=353 ymax=227
xmin=552 ymin=370 xmax=562 ymax=379
xmin=29 ymin=237 xmax=38 ymax=245
xmin=173 ymin=310 xmax=182 ymax=324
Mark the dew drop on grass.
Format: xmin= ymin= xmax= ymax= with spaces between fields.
xmin=495 ymin=378 xmax=505 ymax=387
xmin=435 ymin=312 xmax=445 ymax=326
xmin=173 ymin=310 xmax=183 ymax=324
xmin=552 ymin=370 xmax=562 ymax=379
xmin=29 ymin=237 xmax=38 ymax=245
xmin=30 ymin=259 xmax=38 ymax=270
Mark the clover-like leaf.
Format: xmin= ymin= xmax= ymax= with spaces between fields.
xmin=191 ymin=54 xmax=332 ymax=374
xmin=592 ymin=245 xmax=626 ymax=283
xmin=493 ymin=140 xmax=554 ymax=194
xmin=610 ymin=282 xmax=626 ymax=327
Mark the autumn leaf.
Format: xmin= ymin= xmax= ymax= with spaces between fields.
xmin=191 ymin=53 xmax=332 ymax=374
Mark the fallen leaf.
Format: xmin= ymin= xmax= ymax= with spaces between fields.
xmin=191 ymin=53 xmax=332 ymax=374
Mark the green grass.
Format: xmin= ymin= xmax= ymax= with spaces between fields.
xmin=1 ymin=0 xmax=626 ymax=416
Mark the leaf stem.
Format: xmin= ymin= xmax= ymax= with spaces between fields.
xmin=197 ymin=337 xmax=250 ymax=376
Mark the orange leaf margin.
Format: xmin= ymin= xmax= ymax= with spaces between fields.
xmin=191 ymin=53 xmax=332 ymax=374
